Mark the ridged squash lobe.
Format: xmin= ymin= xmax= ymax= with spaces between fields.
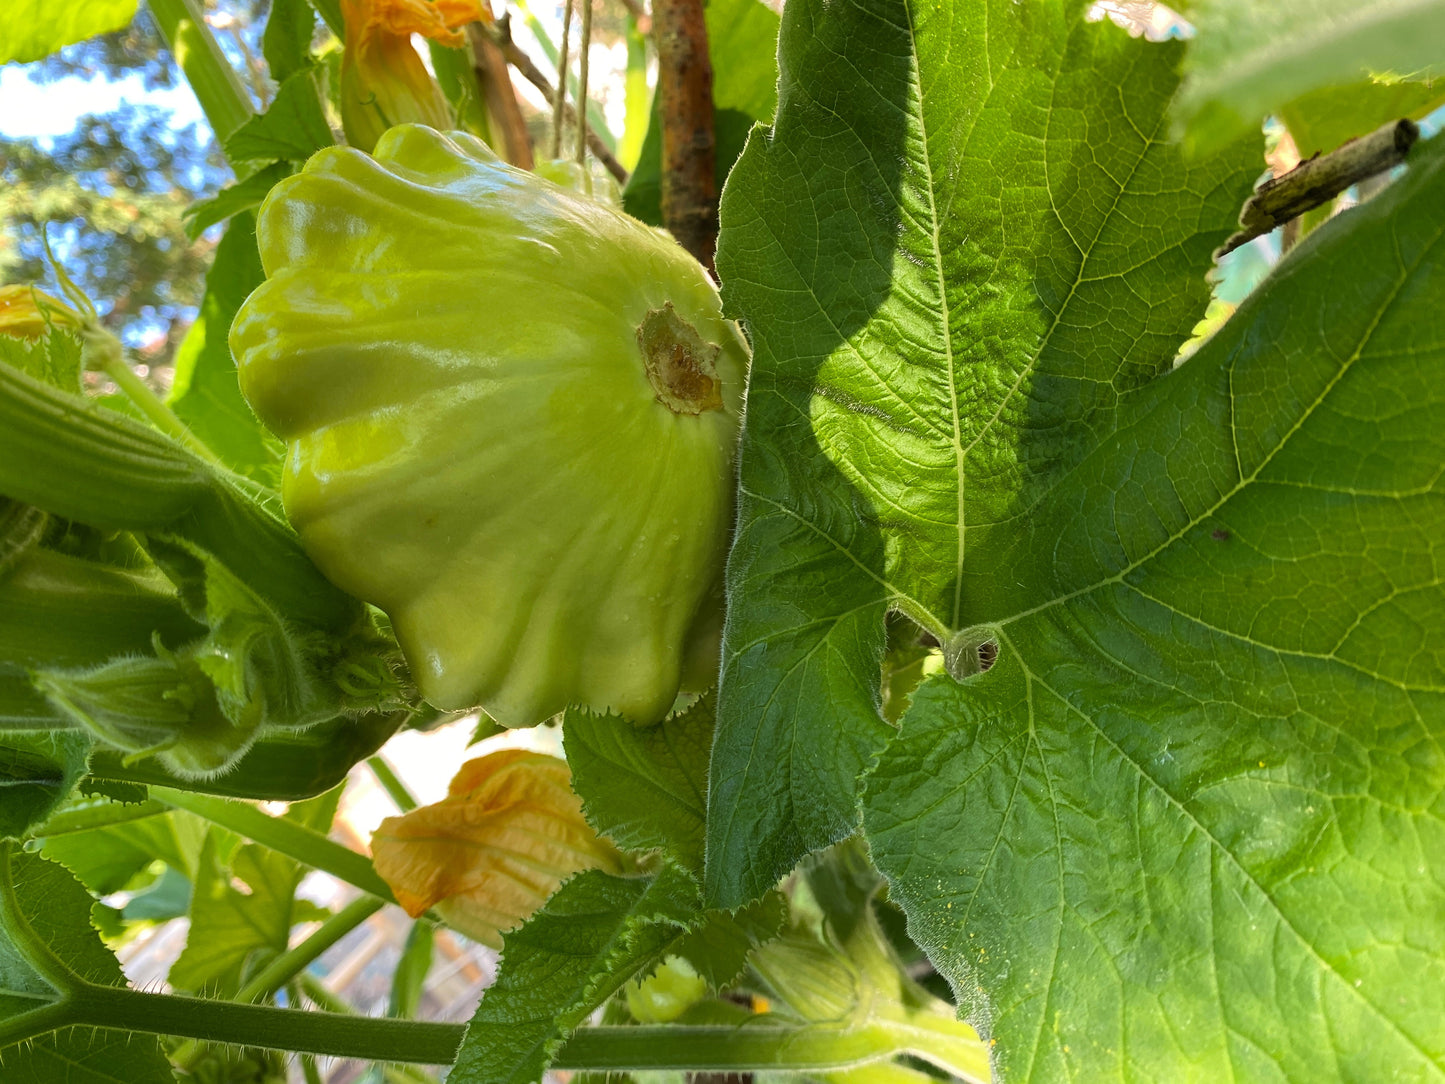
xmin=232 ymin=125 xmax=748 ymax=726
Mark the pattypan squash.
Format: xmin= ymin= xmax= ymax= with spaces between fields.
xmin=231 ymin=125 xmax=748 ymax=727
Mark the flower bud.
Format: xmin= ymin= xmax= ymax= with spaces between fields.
xmin=33 ymin=647 xmax=261 ymax=778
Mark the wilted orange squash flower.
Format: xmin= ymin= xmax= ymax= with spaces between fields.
xmin=0 ymin=285 xmax=82 ymax=340
xmin=371 ymin=750 xmax=624 ymax=948
xmin=340 ymin=0 xmax=488 ymax=152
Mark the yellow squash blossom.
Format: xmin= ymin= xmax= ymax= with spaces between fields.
xmin=340 ymin=0 xmax=487 ymax=152
xmin=0 ymin=285 xmax=81 ymax=339
xmin=370 ymin=750 xmax=624 ymax=948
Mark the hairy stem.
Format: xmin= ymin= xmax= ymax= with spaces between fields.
xmin=67 ymin=983 xmax=463 ymax=1064
xmin=94 ymin=350 xmax=223 ymax=466
xmin=575 ymin=0 xmax=593 ymax=165
xmin=238 ymin=896 xmax=385 ymax=1003
xmin=552 ymin=1022 xmax=935 ymax=1071
xmin=19 ymin=980 xmax=978 ymax=1077
xmin=368 ymin=755 xmax=419 ymax=812
xmin=147 ymin=0 xmax=255 ymax=142
xmin=151 ymin=787 xmax=397 ymax=903
xmin=1217 ymin=118 xmax=1419 ymax=257
xmin=551 ymin=0 xmax=577 ymax=158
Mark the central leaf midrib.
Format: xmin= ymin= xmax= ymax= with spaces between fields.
xmin=899 ymin=10 xmax=1176 ymax=635
xmin=900 ymin=4 xmax=968 ymax=632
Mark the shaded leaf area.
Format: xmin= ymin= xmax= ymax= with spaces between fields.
xmin=0 ymin=847 xmax=172 ymax=1082
xmin=0 ymin=732 xmax=90 ymax=840
xmin=865 ymin=136 xmax=1445 ymax=1081
xmin=564 ymin=692 xmax=714 ymax=873
xmin=622 ymin=0 xmax=780 ymax=226
xmin=169 ymin=786 xmax=339 ymax=996
xmin=169 ymin=213 xmax=282 ymax=485
xmin=40 ymin=803 xmax=204 ymax=895
xmin=452 ymin=863 xmax=701 ymax=1084
xmin=262 ymin=0 xmax=317 ymax=86
xmin=224 ymin=68 xmax=332 ymax=164
xmin=708 ymin=0 xmax=1257 ymax=907
xmin=671 ymin=890 xmax=787 ymax=991
xmin=1179 ymin=0 xmax=1445 ymax=153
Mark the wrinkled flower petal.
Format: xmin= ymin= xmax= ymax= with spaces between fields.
xmin=339 ymin=0 xmax=488 ymax=150
xmin=370 ymin=750 xmax=623 ymax=947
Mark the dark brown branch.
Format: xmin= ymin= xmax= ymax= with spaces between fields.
xmin=467 ymin=22 xmax=534 ymax=171
xmin=1216 ymin=118 xmax=1418 ymax=258
xmin=481 ymin=16 xmax=630 ymax=186
xmin=653 ymin=0 xmax=717 ymax=272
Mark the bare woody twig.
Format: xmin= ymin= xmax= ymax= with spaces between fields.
xmin=653 ymin=0 xmax=717 ymax=271
xmin=482 ymin=17 xmax=630 ymax=185
xmin=551 ymin=0 xmax=575 ymax=158
xmin=1216 ymin=118 xmax=1418 ymax=258
xmin=467 ymin=21 xmax=534 ymax=171
xmin=576 ymin=0 xmax=593 ymax=165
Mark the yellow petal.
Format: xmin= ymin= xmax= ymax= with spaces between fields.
xmin=344 ymin=0 xmax=487 ymax=49
xmin=0 ymin=285 xmax=80 ymax=340
xmin=370 ymin=750 xmax=623 ymax=948
xmin=339 ymin=0 xmax=485 ymax=150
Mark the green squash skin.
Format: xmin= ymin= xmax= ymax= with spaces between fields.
xmin=231 ymin=126 xmax=748 ymax=727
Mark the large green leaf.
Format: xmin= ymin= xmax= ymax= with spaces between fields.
xmin=451 ymin=863 xmax=701 ymax=1084
xmin=1178 ymin=0 xmax=1445 ymax=152
xmin=0 ymin=845 xmax=173 ymax=1082
xmin=168 ymin=787 xmax=339 ymax=995
xmin=223 ymin=68 xmax=333 ymax=164
xmin=0 ymin=0 xmax=138 ymax=64
xmin=708 ymin=0 xmax=1258 ymax=907
xmin=865 ymin=134 xmax=1445 ymax=1079
xmin=40 ymin=802 xmax=204 ymax=894
xmin=564 ymin=692 xmax=713 ymax=873
xmin=262 ymin=0 xmax=315 ymax=85
xmin=169 ymin=214 xmax=282 ymax=484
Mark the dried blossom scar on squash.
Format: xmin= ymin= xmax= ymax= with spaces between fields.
xmin=370 ymin=750 xmax=623 ymax=948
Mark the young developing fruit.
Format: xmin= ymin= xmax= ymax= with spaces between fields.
xmin=231 ymin=125 xmax=749 ymax=727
